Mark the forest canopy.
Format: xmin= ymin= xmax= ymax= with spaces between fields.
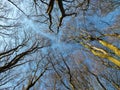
xmin=0 ymin=0 xmax=120 ymax=90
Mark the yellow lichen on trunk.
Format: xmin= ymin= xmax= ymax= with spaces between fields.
xmin=91 ymin=47 xmax=120 ymax=67
xmin=80 ymin=41 xmax=120 ymax=67
xmin=99 ymin=40 xmax=120 ymax=56
xmin=107 ymin=56 xmax=120 ymax=67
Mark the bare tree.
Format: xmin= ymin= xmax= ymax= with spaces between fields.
xmin=0 ymin=0 xmax=120 ymax=90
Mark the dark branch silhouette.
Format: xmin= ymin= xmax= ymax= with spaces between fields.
xmin=46 ymin=0 xmax=77 ymax=32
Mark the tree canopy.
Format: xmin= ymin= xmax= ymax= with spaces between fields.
xmin=0 ymin=0 xmax=120 ymax=90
